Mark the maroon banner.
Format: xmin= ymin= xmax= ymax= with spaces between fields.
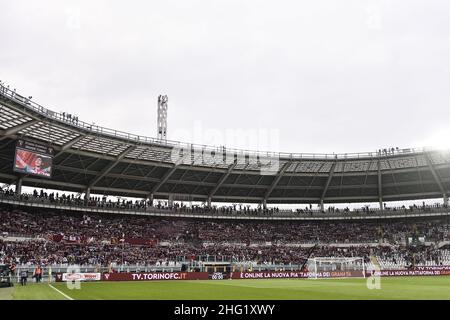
xmin=370 ymin=269 xmax=450 ymax=277
xmin=230 ymin=270 xmax=365 ymax=280
xmin=109 ymin=237 xmax=158 ymax=246
xmin=101 ymin=269 xmax=450 ymax=282
xmin=124 ymin=238 xmax=158 ymax=246
xmin=101 ymin=272 xmax=210 ymax=281
xmin=231 ymin=269 xmax=450 ymax=280
xmin=55 ymin=268 xmax=449 ymax=283
xmin=51 ymin=234 xmax=93 ymax=244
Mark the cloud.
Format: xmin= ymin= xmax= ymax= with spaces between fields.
xmin=1 ymin=0 xmax=450 ymax=154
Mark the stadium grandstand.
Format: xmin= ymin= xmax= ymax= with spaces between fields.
xmin=0 ymin=82 xmax=449 ymax=294
xmin=0 ymin=84 xmax=449 ymax=208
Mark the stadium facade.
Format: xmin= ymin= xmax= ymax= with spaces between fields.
xmin=0 ymin=84 xmax=450 ymax=211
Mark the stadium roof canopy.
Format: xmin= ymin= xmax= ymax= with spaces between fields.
xmin=1 ymin=85 xmax=449 ymax=206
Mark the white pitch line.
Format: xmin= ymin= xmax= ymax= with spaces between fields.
xmin=48 ymin=284 xmax=74 ymax=300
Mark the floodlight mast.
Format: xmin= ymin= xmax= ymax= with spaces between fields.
xmin=157 ymin=95 xmax=168 ymax=141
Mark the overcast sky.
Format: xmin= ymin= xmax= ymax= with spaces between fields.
xmin=1 ymin=0 xmax=450 ymax=155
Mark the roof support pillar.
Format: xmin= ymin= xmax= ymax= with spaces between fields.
xmin=148 ymin=193 xmax=154 ymax=206
xmin=85 ymin=187 xmax=91 ymax=205
xmin=262 ymin=198 xmax=267 ymax=209
xmin=15 ymin=177 xmax=23 ymax=195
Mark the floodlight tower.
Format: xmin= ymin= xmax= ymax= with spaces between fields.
xmin=157 ymin=95 xmax=168 ymax=141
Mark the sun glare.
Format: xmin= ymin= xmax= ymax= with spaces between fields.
xmin=413 ymin=128 xmax=450 ymax=151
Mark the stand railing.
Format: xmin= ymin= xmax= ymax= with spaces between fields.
xmin=0 ymin=192 xmax=448 ymax=221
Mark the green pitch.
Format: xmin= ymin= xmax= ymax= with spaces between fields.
xmin=7 ymin=277 xmax=450 ymax=300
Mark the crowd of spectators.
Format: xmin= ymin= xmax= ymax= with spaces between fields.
xmin=1 ymin=206 xmax=448 ymax=244
xmin=0 ymin=188 xmax=448 ymax=217
xmin=1 ymin=240 xmax=447 ymax=267
xmin=1 ymin=189 xmax=280 ymax=215
xmin=0 ymin=203 xmax=449 ymax=267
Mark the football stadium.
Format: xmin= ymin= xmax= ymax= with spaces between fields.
xmin=1 ymin=1 xmax=449 ymax=309
xmin=0 ymin=82 xmax=449 ymax=301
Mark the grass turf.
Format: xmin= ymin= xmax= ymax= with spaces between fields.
xmin=8 ymin=276 xmax=450 ymax=300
